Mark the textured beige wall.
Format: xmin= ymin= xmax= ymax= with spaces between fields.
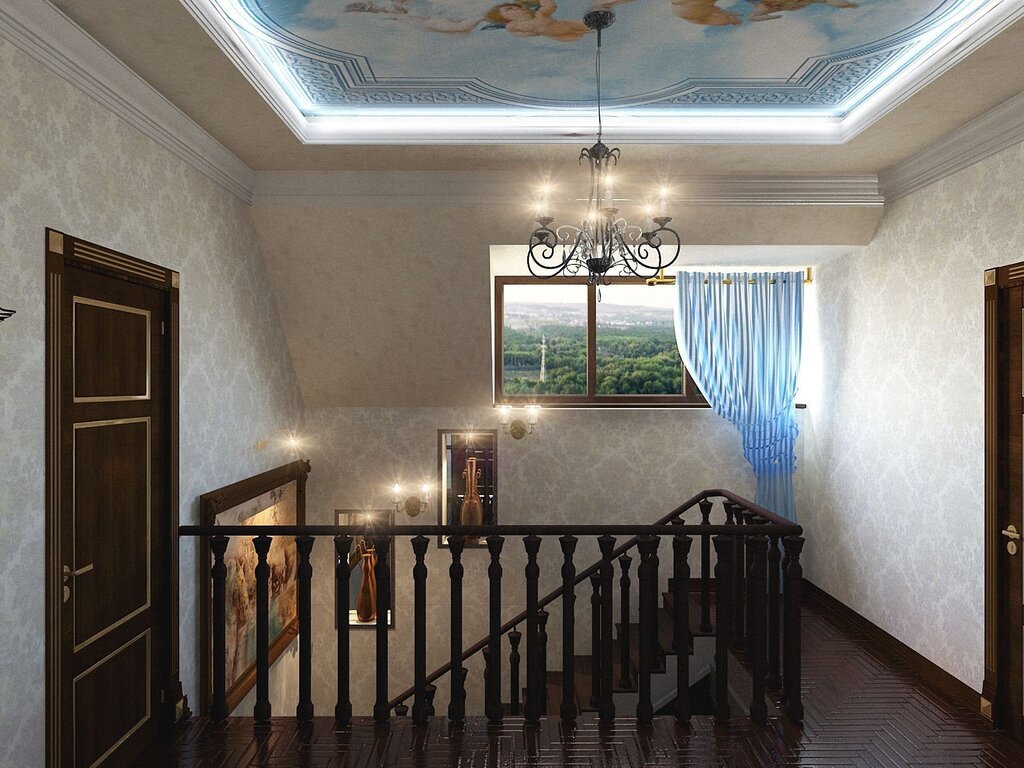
xmin=298 ymin=406 xmax=770 ymax=715
xmin=802 ymin=140 xmax=1024 ymax=691
xmin=0 ymin=37 xmax=303 ymax=764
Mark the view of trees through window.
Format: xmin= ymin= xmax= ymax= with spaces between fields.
xmin=502 ymin=284 xmax=586 ymax=395
xmin=500 ymin=280 xmax=692 ymax=399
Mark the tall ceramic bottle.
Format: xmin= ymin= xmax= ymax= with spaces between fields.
xmin=459 ymin=456 xmax=484 ymax=544
xmin=355 ymin=539 xmax=378 ymax=623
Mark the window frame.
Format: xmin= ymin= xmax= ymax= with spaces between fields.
xmin=494 ymin=276 xmax=708 ymax=408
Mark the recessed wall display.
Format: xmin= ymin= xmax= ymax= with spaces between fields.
xmin=181 ymin=0 xmax=1018 ymax=142
xmin=199 ymin=460 xmax=310 ymax=714
xmin=336 ymin=510 xmax=396 ymax=629
xmin=438 ymin=430 xmax=497 ymax=548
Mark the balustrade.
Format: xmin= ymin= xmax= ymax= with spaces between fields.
xmin=181 ymin=490 xmax=804 ymax=731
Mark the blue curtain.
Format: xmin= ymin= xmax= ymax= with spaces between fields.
xmin=674 ymin=272 xmax=803 ymax=521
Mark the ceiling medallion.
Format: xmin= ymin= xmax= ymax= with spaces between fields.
xmin=526 ymin=10 xmax=680 ymax=289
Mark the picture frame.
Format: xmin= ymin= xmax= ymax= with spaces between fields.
xmin=334 ymin=509 xmax=396 ymax=629
xmin=437 ymin=429 xmax=497 ymax=548
xmin=198 ymin=459 xmax=310 ymax=715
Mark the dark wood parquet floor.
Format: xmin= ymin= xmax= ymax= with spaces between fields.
xmin=135 ymin=596 xmax=1024 ymax=767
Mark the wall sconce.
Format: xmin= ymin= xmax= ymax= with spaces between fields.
xmin=392 ymin=482 xmax=431 ymax=517
xmin=0 ymin=306 xmax=14 ymax=321
xmin=497 ymin=404 xmax=540 ymax=440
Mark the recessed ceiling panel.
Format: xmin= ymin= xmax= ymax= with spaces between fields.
xmin=183 ymin=0 xmax=1024 ymax=142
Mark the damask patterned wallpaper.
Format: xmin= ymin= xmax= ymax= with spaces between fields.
xmin=300 ymin=406 xmax=762 ymax=714
xmin=802 ymin=139 xmax=1024 ymax=691
xmin=0 ymin=37 xmax=303 ymax=764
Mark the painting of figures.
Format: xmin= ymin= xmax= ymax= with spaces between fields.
xmin=199 ymin=460 xmax=310 ymax=714
xmin=220 ymin=483 xmax=299 ymax=690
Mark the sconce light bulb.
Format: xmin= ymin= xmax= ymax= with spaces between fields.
xmin=498 ymin=405 xmax=511 ymax=424
xmin=421 ymin=483 xmax=430 ymax=495
xmin=392 ymin=483 xmax=401 ymax=496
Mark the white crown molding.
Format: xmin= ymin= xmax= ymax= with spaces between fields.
xmin=252 ymin=171 xmax=883 ymax=208
xmin=880 ymin=90 xmax=1024 ymax=201
xmin=181 ymin=0 xmax=1024 ymax=146
xmin=0 ymin=0 xmax=256 ymax=202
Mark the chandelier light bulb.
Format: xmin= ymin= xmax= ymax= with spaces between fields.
xmin=525 ymin=10 xmax=680 ymax=285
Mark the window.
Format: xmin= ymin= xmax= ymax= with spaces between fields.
xmin=494 ymin=277 xmax=706 ymax=406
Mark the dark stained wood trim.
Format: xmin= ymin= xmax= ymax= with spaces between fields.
xmin=983 ymin=267 xmax=998 ymax=716
xmin=493 ymin=276 xmax=707 ymax=407
xmin=44 ymin=228 xmax=181 ymax=768
xmin=803 ymin=580 xmax=982 ymax=715
xmin=197 ymin=460 xmax=311 ymax=716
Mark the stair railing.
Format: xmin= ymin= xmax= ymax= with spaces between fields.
xmin=180 ymin=489 xmax=804 ymax=729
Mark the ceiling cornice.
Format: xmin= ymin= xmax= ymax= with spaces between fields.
xmin=0 ymin=0 xmax=255 ymax=202
xmin=252 ymin=172 xmax=884 ymax=209
xmin=880 ymin=90 xmax=1024 ymax=201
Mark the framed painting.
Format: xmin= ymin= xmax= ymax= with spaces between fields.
xmin=334 ymin=510 xmax=396 ymax=630
xmin=198 ymin=460 xmax=310 ymax=715
xmin=437 ymin=430 xmax=497 ymax=548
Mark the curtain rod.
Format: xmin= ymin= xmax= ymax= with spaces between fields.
xmin=645 ymin=266 xmax=813 ymax=286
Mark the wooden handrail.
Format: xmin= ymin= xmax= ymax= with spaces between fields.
xmin=180 ymin=489 xmax=803 ymax=716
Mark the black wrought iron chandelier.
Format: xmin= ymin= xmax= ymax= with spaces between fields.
xmin=526 ymin=10 xmax=681 ymax=285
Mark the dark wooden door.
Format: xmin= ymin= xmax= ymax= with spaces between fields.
xmin=987 ymin=267 xmax=1024 ymax=739
xmin=49 ymin=240 xmax=172 ymax=768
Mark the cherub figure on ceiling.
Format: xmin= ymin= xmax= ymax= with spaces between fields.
xmin=594 ymin=0 xmax=741 ymax=27
xmin=745 ymin=0 xmax=859 ymax=22
xmin=345 ymin=0 xmax=591 ymax=42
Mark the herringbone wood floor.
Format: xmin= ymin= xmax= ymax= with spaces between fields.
xmin=136 ymin=596 xmax=1024 ymax=767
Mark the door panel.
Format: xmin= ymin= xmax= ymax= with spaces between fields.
xmin=73 ymin=631 xmax=150 ymax=768
xmin=57 ymin=261 xmax=168 ymax=768
xmin=72 ymin=298 xmax=150 ymax=402
xmin=988 ymin=274 xmax=1024 ymax=739
xmin=72 ymin=419 xmax=150 ymax=649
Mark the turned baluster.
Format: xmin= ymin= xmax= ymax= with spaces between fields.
xmin=782 ymin=536 xmax=805 ymax=722
xmin=598 ymin=535 xmax=616 ymax=721
xmin=713 ymin=535 xmax=734 ymax=723
xmin=767 ymin=535 xmax=782 ymax=691
xmin=334 ymin=534 xmax=352 ymax=725
xmin=559 ymin=535 xmax=578 ymax=722
xmin=538 ymin=609 xmax=549 ymax=716
xmin=448 ymin=536 xmax=466 ymax=727
xmin=672 ymin=523 xmax=692 ymax=722
xmin=486 ymin=535 xmax=504 ymax=724
xmin=636 ymin=535 xmax=659 ymax=724
xmin=524 ymin=535 xmax=542 ymax=724
xmin=373 ymin=534 xmax=391 ymax=723
xmin=508 ymin=628 xmax=522 ymax=716
xmin=253 ymin=535 xmax=272 ymax=726
xmin=411 ymin=535 xmax=430 ymax=725
xmin=425 ymin=683 xmax=437 ymax=716
xmin=748 ymin=535 xmax=769 ymax=723
xmin=733 ymin=509 xmax=748 ymax=650
xmin=210 ymin=535 xmax=228 ymax=724
xmin=589 ymin=572 xmax=602 ymax=708
xmin=296 ymin=535 xmax=314 ymax=722
xmin=698 ymin=499 xmax=713 ymax=634
xmin=618 ymin=554 xmax=633 ymax=690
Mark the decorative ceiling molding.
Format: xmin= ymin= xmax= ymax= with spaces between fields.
xmin=0 ymin=0 xmax=256 ymax=202
xmin=181 ymin=0 xmax=1024 ymax=145
xmin=252 ymin=171 xmax=883 ymax=209
xmin=880 ymin=89 xmax=1024 ymax=201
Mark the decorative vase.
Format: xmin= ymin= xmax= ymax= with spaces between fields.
xmin=460 ymin=456 xmax=484 ymax=545
xmin=356 ymin=541 xmax=378 ymax=623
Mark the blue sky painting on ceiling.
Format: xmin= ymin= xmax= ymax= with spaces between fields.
xmin=222 ymin=0 xmax=974 ymax=114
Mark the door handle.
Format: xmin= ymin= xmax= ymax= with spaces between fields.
xmin=1001 ymin=525 xmax=1021 ymax=540
xmin=73 ymin=563 xmax=95 ymax=576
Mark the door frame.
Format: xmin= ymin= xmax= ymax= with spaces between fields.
xmin=984 ymin=263 xmax=1024 ymax=738
xmin=45 ymin=229 xmax=183 ymax=768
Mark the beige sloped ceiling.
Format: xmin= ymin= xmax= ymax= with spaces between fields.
xmin=253 ymin=200 xmax=876 ymax=408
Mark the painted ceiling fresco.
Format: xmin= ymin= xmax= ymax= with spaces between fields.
xmin=189 ymin=0 xmax=1020 ymax=139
